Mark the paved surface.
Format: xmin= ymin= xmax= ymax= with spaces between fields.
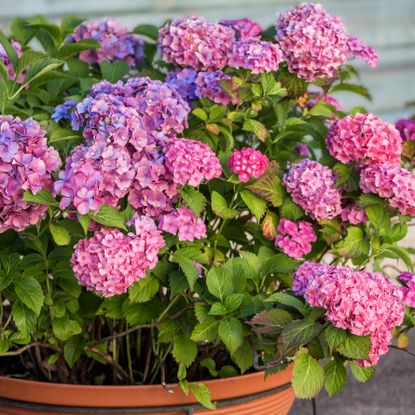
xmin=290 ymin=345 xmax=415 ymax=415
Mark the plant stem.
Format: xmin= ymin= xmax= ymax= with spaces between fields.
xmin=312 ymin=398 xmax=317 ymax=415
xmin=390 ymin=345 xmax=415 ymax=359
xmin=1 ymin=342 xmax=61 ymax=356
xmin=125 ymin=331 xmax=134 ymax=383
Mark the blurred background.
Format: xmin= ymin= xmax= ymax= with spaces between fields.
xmin=1 ymin=0 xmax=415 ymax=121
xmin=1 ymin=1 xmax=415 ymax=413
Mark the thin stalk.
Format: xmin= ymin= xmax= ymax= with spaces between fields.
xmin=125 ymin=333 xmax=134 ymax=383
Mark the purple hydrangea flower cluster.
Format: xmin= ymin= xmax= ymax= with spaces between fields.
xmin=395 ymin=119 xmax=415 ymax=141
xmin=52 ymin=100 xmax=78 ymax=123
xmin=219 ymin=18 xmax=263 ymax=40
xmin=0 ymin=116 xmax=61 ymax=232
xmin=276 ymin=3 xmax=378 ymax=81
xmin=68 ymin=18 xmax=144 ymax=66
xmin=71 ymin=223 xmax=165 ymax=297
xmin=327 ymin=113 xmax=402 ymax=165
xmin=283 ymin=159 xmax=342 ymax=220
xmin=166 ymin=69 xmax=198 ymax=101
xmin=158 ymin=17 xmax=235 ymax=71
xmin=228 ymin=39 xmax=283 ymax=74
xmin=275 ymin=218 xmax=316 ymax=259
xmin=160 ymin=206 xmax=206 ymax=241
xmin=341 ymin=203 xmax=368 ymax=225
xmin=359 ymin=162 xmax=415 ymax=216
xmin=194 ymin=70 xmax=238 ymax=106
xmin=228 ymin=147 xmax=269 ymax=183
xmin=397 ymin=272 xmax=415 ymax=308
xmin=0 ymin=40 xmax=25 ymax=83
xmin=293 ymin=261 xmax=405 ymax=366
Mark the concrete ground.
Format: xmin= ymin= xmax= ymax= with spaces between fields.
xmin=290 ymin=345 xmax=415 ymax=415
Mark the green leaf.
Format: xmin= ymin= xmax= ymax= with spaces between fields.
xmin=242 ymin=119 xmax=268 ymax=142
xmin=249 ymin=308 xmax=293 ymax=334
xmin=64 ymin=335 xmax=86 ymax=368
xmin=172 ymin=255 xmax=199 ymax=290
xmin=173 ymin=334 xmax=197 ymax=368
xmin=191 ymin=316 xmax=219 ymax=342
xmin=261 ymin=73 xmax=287 ymax=97
xmin=331 ymin=83 xmax=371 ymax=101
xmin=292 ymin=348 xmax=324 ymax=399
xmin=49 ymin=223 xmax=71 ymax=246
xmin=14 ymin=276 xmax=44 ymax=316
xmin=240 ymin=190 xmax=267 ymax=221
xmin=21 ymin=58 xmax=63 ymax=89
xmin=57 ymin=39 xmax=100 ymax=60
xmin=12 ymin=303 xmax=36 ymax=335
xmin=281 ymin=198 xmax=304 ymax=220
xmin=324 ymin=356 xmax=347 ymax=397
xmin=337 ymin=332 xmax=371 ymax=360
xmin=99 ymin=61 xmax=129 ymax=82
xmin=378 ymin=244 xmax=414 ymax=272
xmin=218 ymin=317 xmax=243 ymax=355
xmin=192 ymin=108 xmax=208 ymax=121
xmin=206 ymin=266 xmax=233 ymax=302
xmin=280 ymin=320 xmax=323 ymax=356
xmin=232 ymin=340 xmax=254 ymax=373
xmin=261 ymin=254 xmax=300 ymax=276
xmin=336 ymin=226 xmax=369 ymax=259
xmin=133 ymin=24 xmax=159 ymax=41
xmin=77 ymin=214 xmax=91 ymax=235
xmin=366 ymin=205 xmax=391 ymax=233
xmin=181 ymin=187 xmax=207 ymax=215
xmin=0 ymin=270 xmax=12 ymax=290
xmin=89 ymin=205 xmax=127 ymax=231
xmin=52 ymin=315 xmax=82 ymax=341
xmin=211 ymin=191 xmax=238 ymax=219
xmin=23 ymin=189 xmax=58 ymax=206
xmin=128 ymin=277 xmax=159 ymax=303
xmin=350 ymin=361 xmax=375 ymax=382
xmin=325 ymin=326 xmax=348 ymax=351
xmin=265 ymin=292 xmax=306 ymax=315
xmin=308 ymin=101 xmax=335 ymax=118
xmin=189 ymin=383 xmax=216 ymax=410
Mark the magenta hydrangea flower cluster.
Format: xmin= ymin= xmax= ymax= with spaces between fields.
xmin=1 ymin=40 xmax=24 ymax=83
xmin=158 ymin=17 xmax=235 ymax=71
xmin=341 ymin=203 xmax=368 ymax=225
xmin=67 ymin=18 xmax=144 ymax=66
xmin=71 ymin=223 xmax=165 ymax=297
xmin=219 ymin=18 xmax=263 ymax=40
xmin=327 ymin=113 xmax=402 ymax=165
xmin=228 ymin=147 xmax=269 ymax=183
xmin=194 ymin=71 xmax=237 ymax=106
xmin=166 ymin=69 xmax=198 ymax=101
xmin=283 ymin=159 xmax=342 ymax=220
xmin=228 ymin=39 xmax=283 ymax=74
xmin=293 ymin=261 xmax=405 ymax=366
xmin=275 ymin=3 xmax=378 ymax=81
xmin=0 ymin=116 xmax=61 ymax=233
xmin=359 ymin=163 xmax=415 ymax=216
xmin=395 ymin=119 xmax=415 ymax=141
xmin=397 ymin=272 xmax=415 ymax=308
xmin=160 ymin=206 xmax=206 ymax=241
xmin=275 ymin=219 xmax=316 ymax=259
xmin=347 ymin=36 xmax=379 ymax=68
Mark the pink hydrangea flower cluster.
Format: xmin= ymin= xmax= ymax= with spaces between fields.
xmin=397 ymin=272 xmax=415 ymax=308
xmin=341 ymin=203 xmax=368 ymax=225
xmin=71 ymin=222 xmax=165 ymax=297
xmin=283 ymin=159 xmax=342 ymax=220
xmin=0 ymin=116 xmax=61 ymax=232
xmin=219 ymin=18 xmax=263 ymax=40
xmin=158 ymin=17 xmax=235 ymax=71
xmin=347 ymin=36 xmax=379 ymax=67
xmin=164 ymin=138 xmax=222 ymax=187
xmin=166 ymin=69 xmax=198 ymax=101
xmin=228 ymin=39 xmax=283 ymax=74
xmin=54 ymin=143 xmax=135 ymax=215
xmin=194 ymin=71 xmax=237 ymax=106
xmin=228 ymin=148 xmax=269 ymax=183
xmin=276 ymin=3 xmax=378 ymax=81
xmin=160 ymin=206 xmax=206 ymax=241
xmin=395 ymin=119 xmax=415 ymax=141
xmin=359 ymin=163 xmax=415 ymax=216
xmin=67 ymin=18 xmax=144 ymax=66
xmin=0 ymin=40 xmax=24 ymax=82
xmin=293 ymin=261 xmax=405 ymax=366
xmin=327 ymin=113 xmax=402 ymax=165
xmin=275 ymin=219 xmax=316 ymax=259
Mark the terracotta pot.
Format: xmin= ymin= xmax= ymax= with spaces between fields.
xmin=0 ymin=366 xmax=293 ymax=415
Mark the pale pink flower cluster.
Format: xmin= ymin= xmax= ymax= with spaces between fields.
xmin=228 ymin=148 xmax=269 ymax=183
xmin=164 ymin=138 xmax=222 ymax=187
xmin=276 ymin=3 xmax=378 ymax=81
xmin=219 ymin=18 xmax=263 ymax=40
xmin=327 ymin=113 xmax=402 ymax=165
xmin=158 ymin=17 xmax=235 ymax=70
xmin=341 ymin=203 xmax=368 ymax=225
xmin=194 ymin=71 xmax=238 ymax=106
xmin=293 ymin=261 xmax=405 ymax=366
xmin=71 ymin=223 xmax=165 ymax=297
xmin=359 ymin=163 xmax=415 ymax=216
xmin=275 ymin=219 xmax=316 ymax=259
xmin=228 ymin=39 xmax=283 ymax=74
xmin=283 ymin=159 xmax=342 ymax=220
xmin=67 ymin=18 xmax=144 ymax=66
xmin=397 ymin=272 xmax=415 ymax=308
xmin=160 ymin=206 xmax=206 ymax=241
xmin=0 ymin=116 xmax=61 ymax=232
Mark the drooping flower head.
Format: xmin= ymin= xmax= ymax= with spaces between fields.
xmin=275 ymin=219 xmax=316 ymax=259
xmin=219 ymin=18 xmax=263 ymax=40
xmin=0 ymin=40 xmax=24 ymax=83
xmin=327 ymin=113 xmax=402 ymax=165
xmin=276 ymin=3 xmax=378 ymax=81
xmin=395 ymin=119 xmax=415 ymax=142
xmin=67 ymin=18 xmax=144 ymax=66
xmin=71 ymin=225 xmax=164 ymax=297
xmin=228 ymin=147 xmax=269 ymax=183
xmin=166 ymin=69 xmax=198 ymax=101
xmin=397 ymin=272 xmax=415 ymax=308
xmin=0 ymin=116 xmax=61 ymax=232
xmin=283 ymin=159 xmax=342 ymax=220
xmin=228 ymin=39 xmax=283 ymax=74
xmin=347 ymin=36 xmax=379 ymax=67
xmin=158 ymin=17 xmax=235 ymax=70
xmin=194 ymin=70 xmax=237 ymax=106
xmin=293 ymin=261 xmax=405 ymax=366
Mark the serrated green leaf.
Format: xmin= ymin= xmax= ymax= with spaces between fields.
xmin=77 ymin=214 xmax=91 ymax=235
xmin=64 ymin=335 xmax=86 ymax=368
xmin=337 ymin=332 xmax=371 ymax=360
xmin=52 ymin=315 xmax=82 ymax=341
xmin=14 ymin=276 xmax=44 ymax=316
xmin=336 ymin=226 xmax=369 ymax=259
xmin=191 ymin=316 xmax=219 ymax=342
xmin=49 ymin=223 xmax=71 ymax=246
xmin=206 ymin=266 xmax=233 ymax=301
xmin=325 ymin=326 xmax=348 ymax=351
xmin=240 ymin=190 xmax=267 ymax=221
xmin=192 ymin=108 xmax=208 ymax=121
xmin=218 ymin=317 xmax=243 ymax=355
xmin=23 ymin=189 xmax=58 ymax=206
xmin=89 ymin=205 xmax=127 ymax=230
xmin=280 ymin=320 xmax=323 ymax=356
xmin=243 ymin=119 xmax=268 ymax=141
xmin=189 ymin=383 xmax=216 ymax=410
xmin=265 ymin=292 xmax=306 ymax=315
xmin=324 ymin=356 xmax=347 ymax=397
xmin=249 ymin=308 xmax=293 ymax=334
xmin=173 ymin=334 xmax=197 ymax=368
xmin=366 ymin=205 xmax=391 ymax=233
xmin=129 ymin=277 xmax=159 ymax=303
xmin=99 ymin=61 xmax=129 ymax=82
xmin=172 ymin=255 xmax=199 ymax=290
xmin=12 ymin=303 xmax=36 ymax=335
xmin=181 ymin=187 xmax=206 ymax=215
xmin=133 ymin=24 xmax=159 ymax=41
xmin=232 ymin=340 xmax=254 ymax=373
xmin=331 ymin=83 xmax=371 ymax=101
xmin=349 ymin=361 xmax=375 ymax=382
xmin=211 ymin=191 xmax=238 ymax=219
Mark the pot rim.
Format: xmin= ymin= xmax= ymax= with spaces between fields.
xmin=0 ymin=366 xmax=293 ymax=408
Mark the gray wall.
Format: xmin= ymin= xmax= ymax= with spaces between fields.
xmin=1 ymin=0 xmax=414 ymax=122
